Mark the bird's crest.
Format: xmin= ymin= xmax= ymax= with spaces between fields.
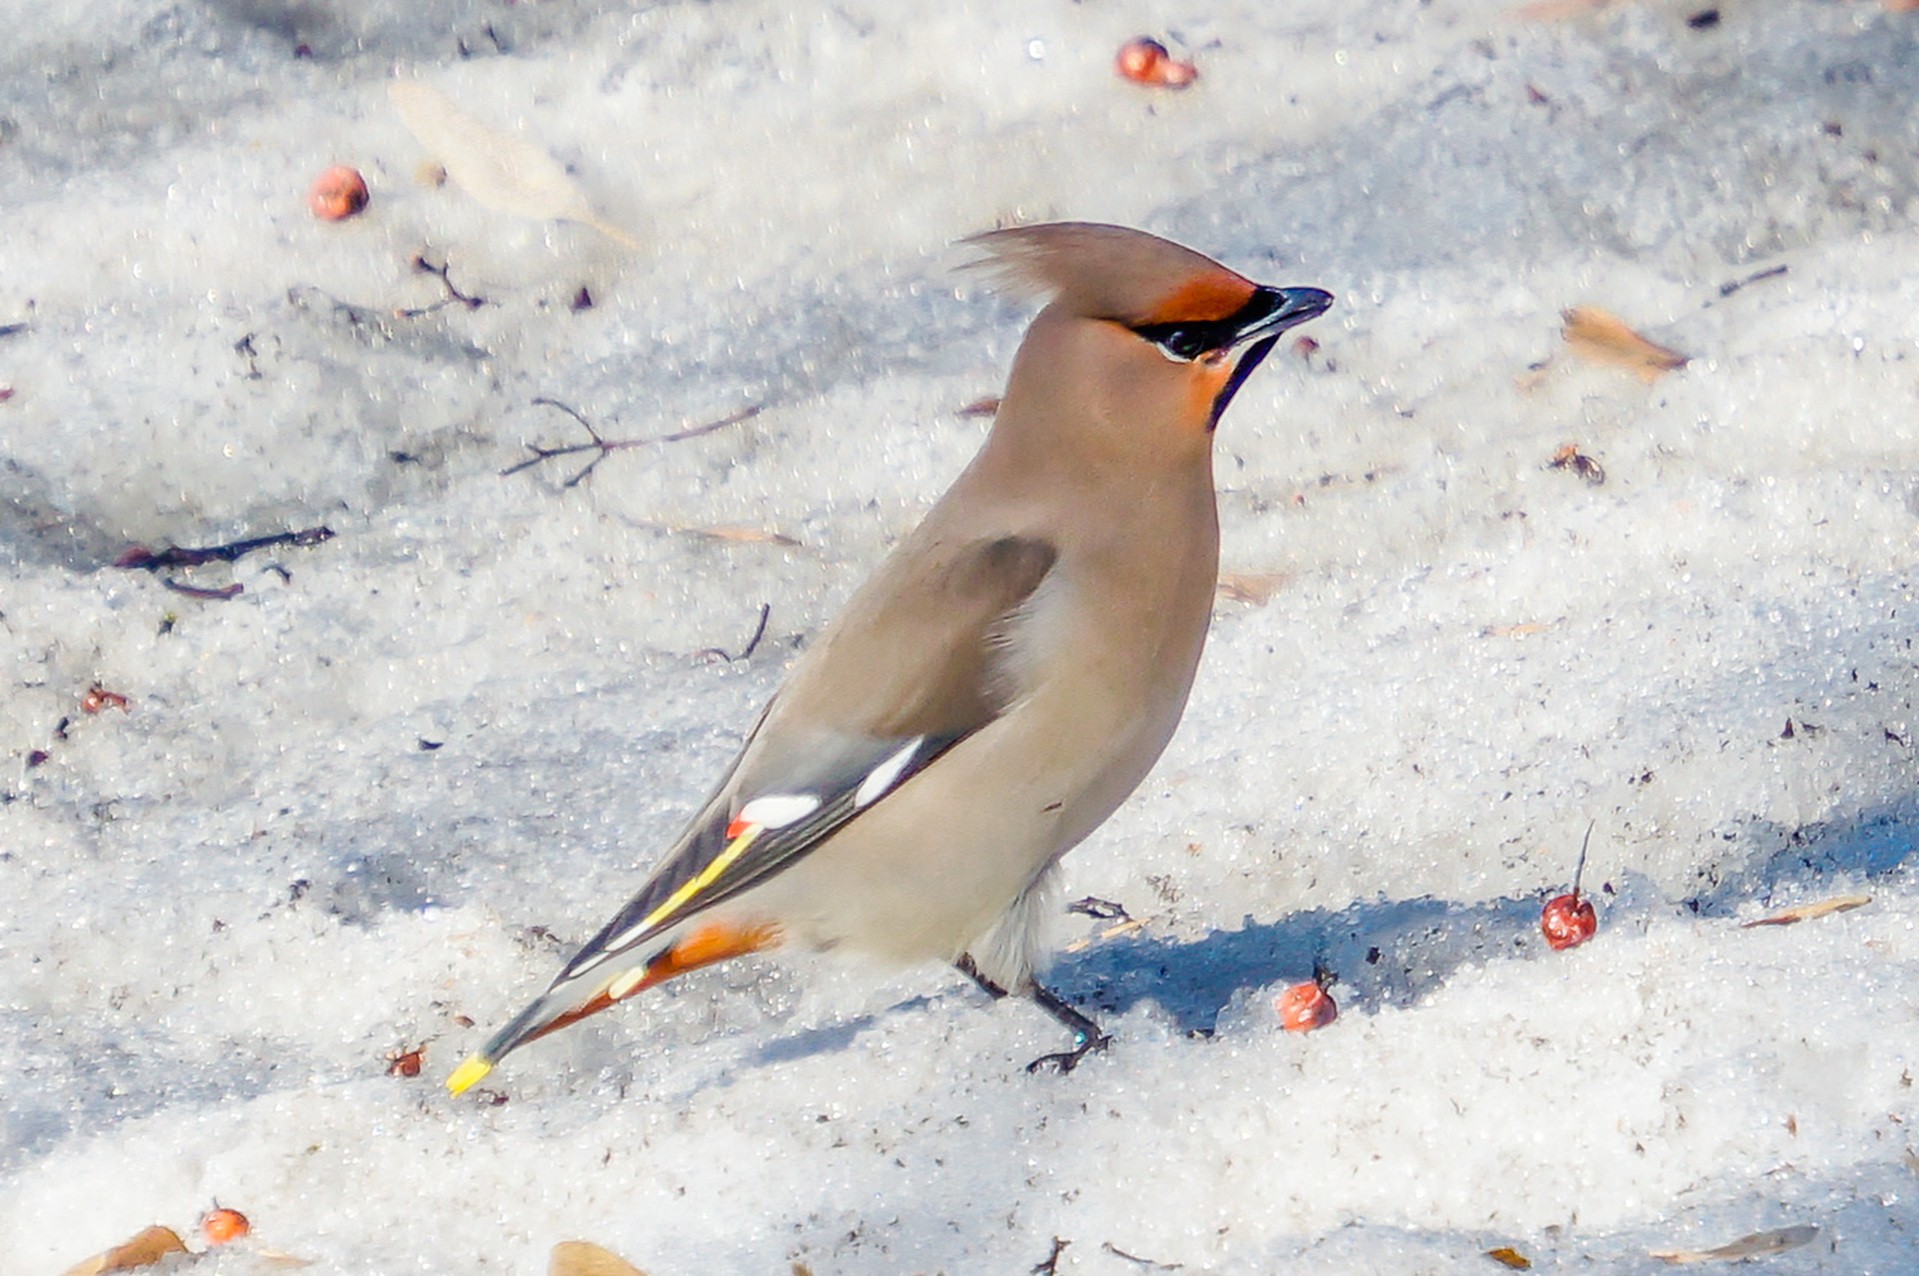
xmin=962 ymin=221 xmax=1258 ymax=328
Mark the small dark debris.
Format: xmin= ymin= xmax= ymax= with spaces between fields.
xmin=26 ymin=749 xmax=49 ymax=768
xmin=1067 ymin=897 xmax=1130 ymax=921
xmin=118 ymin=526 xmax=334 ymax=571
xmin=697 ymin=602 xmax=772 ymax=663
xmin=1031 ymin=1237 xmax=1070 ymax=1276
xmin=234 ymin=332 xmax=263 ymax=379
xmin=1718 ymin=264 xmax=1789 ymax=298
xmin=403 ymin=255 xmax=486 ymax=315
xmin=163 ymin=578 xmax=244 ymax=601
xmin=289 ymin=878 xmax=311 ymax=902
xmin=570 ymin=286 xmax=594 ymax=312
xmin=1686 ymin=8 xmax=1720 ymax=28
xmin=1365 ymin=946 xmax=1382 ymax=965
xmin=0 ymin=322 xmax=28 ymax=339
xmin=53 ymin=716 xmax=70 ymax=741
xmin=473 ymin=1088 xmax=510 ymax=1107
xmin=1102 ymin=1240 xmax=1184 ymax=1270
xmin=1549 ymin=444 xmax=1605 ymax=486
xmin=1886 ymin=728 xmax=1909 ymax=747
xmin=389 ymin=450 xmax=420 ymax=464
xmin=418 ymin=738 xmax=444 ymax=751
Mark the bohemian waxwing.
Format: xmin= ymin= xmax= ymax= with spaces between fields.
xmin=448 ymin=222 xmax=1332 ymax=1094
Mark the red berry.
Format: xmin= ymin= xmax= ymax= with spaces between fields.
xmin=201 ymin=1207 xmax=250 ymax=1245
xmin=1541 ymin=892 xmax=1597 ymax=950
xmin=1115 ymin=37 xmax=1199 ymax=89
xmin=307 ymin=165 xmax=370 ymax=221
xmin=1276 ymin=981 xmax=1338 ymax=1032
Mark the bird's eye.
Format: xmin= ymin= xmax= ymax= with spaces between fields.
xmin=1150 ymin=328 xmax=1206 ymax=362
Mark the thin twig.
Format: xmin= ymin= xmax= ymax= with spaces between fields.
xmin=696 ymin=603 xmax=772 ymax=663
xmin=1030 ymin=1238 xmax=1070 ymax=1275
xmin=503 ymin=398 xmax=765 ymax=487
xmin=162 ymin=579 xmax=244 ymax=601
xmin=396 ymin=254 xmax=487 ymax=317
xmin=1718 ymin=264 xmax=1788 ymax=298
xmin=1102 ymin=1240 xmax=1184 ymax=1270
xmin=1572 ymin=818 xmax=1595 ymax=898
xmin=116 ymin=527 xmax=334 ymax=571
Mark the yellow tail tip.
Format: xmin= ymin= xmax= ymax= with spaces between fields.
xmin=446 ymin=1055 xmax=494 ymax=1096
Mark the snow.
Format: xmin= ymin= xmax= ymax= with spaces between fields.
xmin=5 ymin=1 xmax=1919 ymax=1272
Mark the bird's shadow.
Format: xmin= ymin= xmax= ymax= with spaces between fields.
xmin=746 ymin=793 xmax=1919 ymax=1060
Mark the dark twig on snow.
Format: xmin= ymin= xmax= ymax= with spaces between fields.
xmin=502 ymin=397 xmax=766 ymax=488
xmin=1030 ymin=1238 xmax=1070 ymax=1275
xmin=697 ymin=603 xmax=772 ymax=663
xmin=162 ymin=578 xmax=245 ymax=601
xmin=1101 ymin=1241 xmax=1184 ymax=1270
xmin=397 ymin=254 xmax=487 ymax=317
xmin=115 ymin=526 xmax=335 ymax=572
xmin=1718 ymin=264 xmax=1788 ymax=298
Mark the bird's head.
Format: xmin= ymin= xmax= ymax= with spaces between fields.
xmin=964 ymin=222 xmax=1332 ymax=460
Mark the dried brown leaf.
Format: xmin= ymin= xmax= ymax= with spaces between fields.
xmin=680 ymin=525 xmax=801 ymax=547
xmin=61 ymin=1225 xmax=188 ymax=1276
xmin=550 ymin=1240 xmax=648 ymax=1276
xmin=1563 ymin=306 xmax=1689 ymax=382
xmin=1650 ymin=1224 xmax=1818 ymax=1263
xmin=389 ymin=81 xmax=636 ymax=248
xmin=1485 ymin=1246 xmax=1533 ymax=1270
xmin=1739 ymin=894 xmax=1871 ymax=929
xmin=1216 ymin=572 xmax=1288 ymax=605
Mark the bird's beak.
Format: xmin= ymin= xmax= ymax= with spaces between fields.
xmin=1209 ymin=285 xmax=1334 ymax=430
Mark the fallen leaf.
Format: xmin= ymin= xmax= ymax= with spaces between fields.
xmin=61 ymin=1225 xmax=188 ymax=1276
xmin=551 ymin=1240 xmax=648 ymax=1276
xmin=680 ymin=525 xmax=801 ymax=547
xmin=1485 ymin=1246 xmax=1533 ymax=1270
xmin=1650 ymin=1224 xmax=1819 ymax=1264
xmin=1563 ymin=306 xmax=1689 ymax=382
xmin=1216 ymin=572 xmax=1288 ymax=605
xmin=390 ymin=81 xmax=637 ymax=247
xmin=1739 ymin=895 xmax=1871 ymax=928
xmin=1481 ymin=621 xmax=1555 ymax=638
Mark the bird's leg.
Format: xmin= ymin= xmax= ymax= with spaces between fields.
xmin=955 ymin=953 xmax=1008 ymax=1000
xmin=1023 ymin=982 xmax=1111 ymax=1074
xmin=954 ymin=955 xmax=1111 ymax=1074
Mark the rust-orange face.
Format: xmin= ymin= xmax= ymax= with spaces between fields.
xmin=1130 ymin=281 xmax=1334 ymax=430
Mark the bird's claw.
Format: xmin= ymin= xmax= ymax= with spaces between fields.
xmin=1025 ymin=1029 xmax=1111 ymax=1074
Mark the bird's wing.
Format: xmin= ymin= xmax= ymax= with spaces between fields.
xmin=555 ymin=531 xmax=1060 ymax=985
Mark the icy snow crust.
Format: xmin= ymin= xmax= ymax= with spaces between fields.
xmin=4 ymin=1 xmax=1919 ymax=1272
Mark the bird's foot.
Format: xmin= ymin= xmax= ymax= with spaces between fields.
xmin=1025 ymin=1027 xmax=1112 ymax=1074
xmin=1024 ymin=979 xmax=1110 ymax=1074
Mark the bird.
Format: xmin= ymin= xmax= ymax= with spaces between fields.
xmin=447 ymin=222 xmax=1332 ymax=1095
